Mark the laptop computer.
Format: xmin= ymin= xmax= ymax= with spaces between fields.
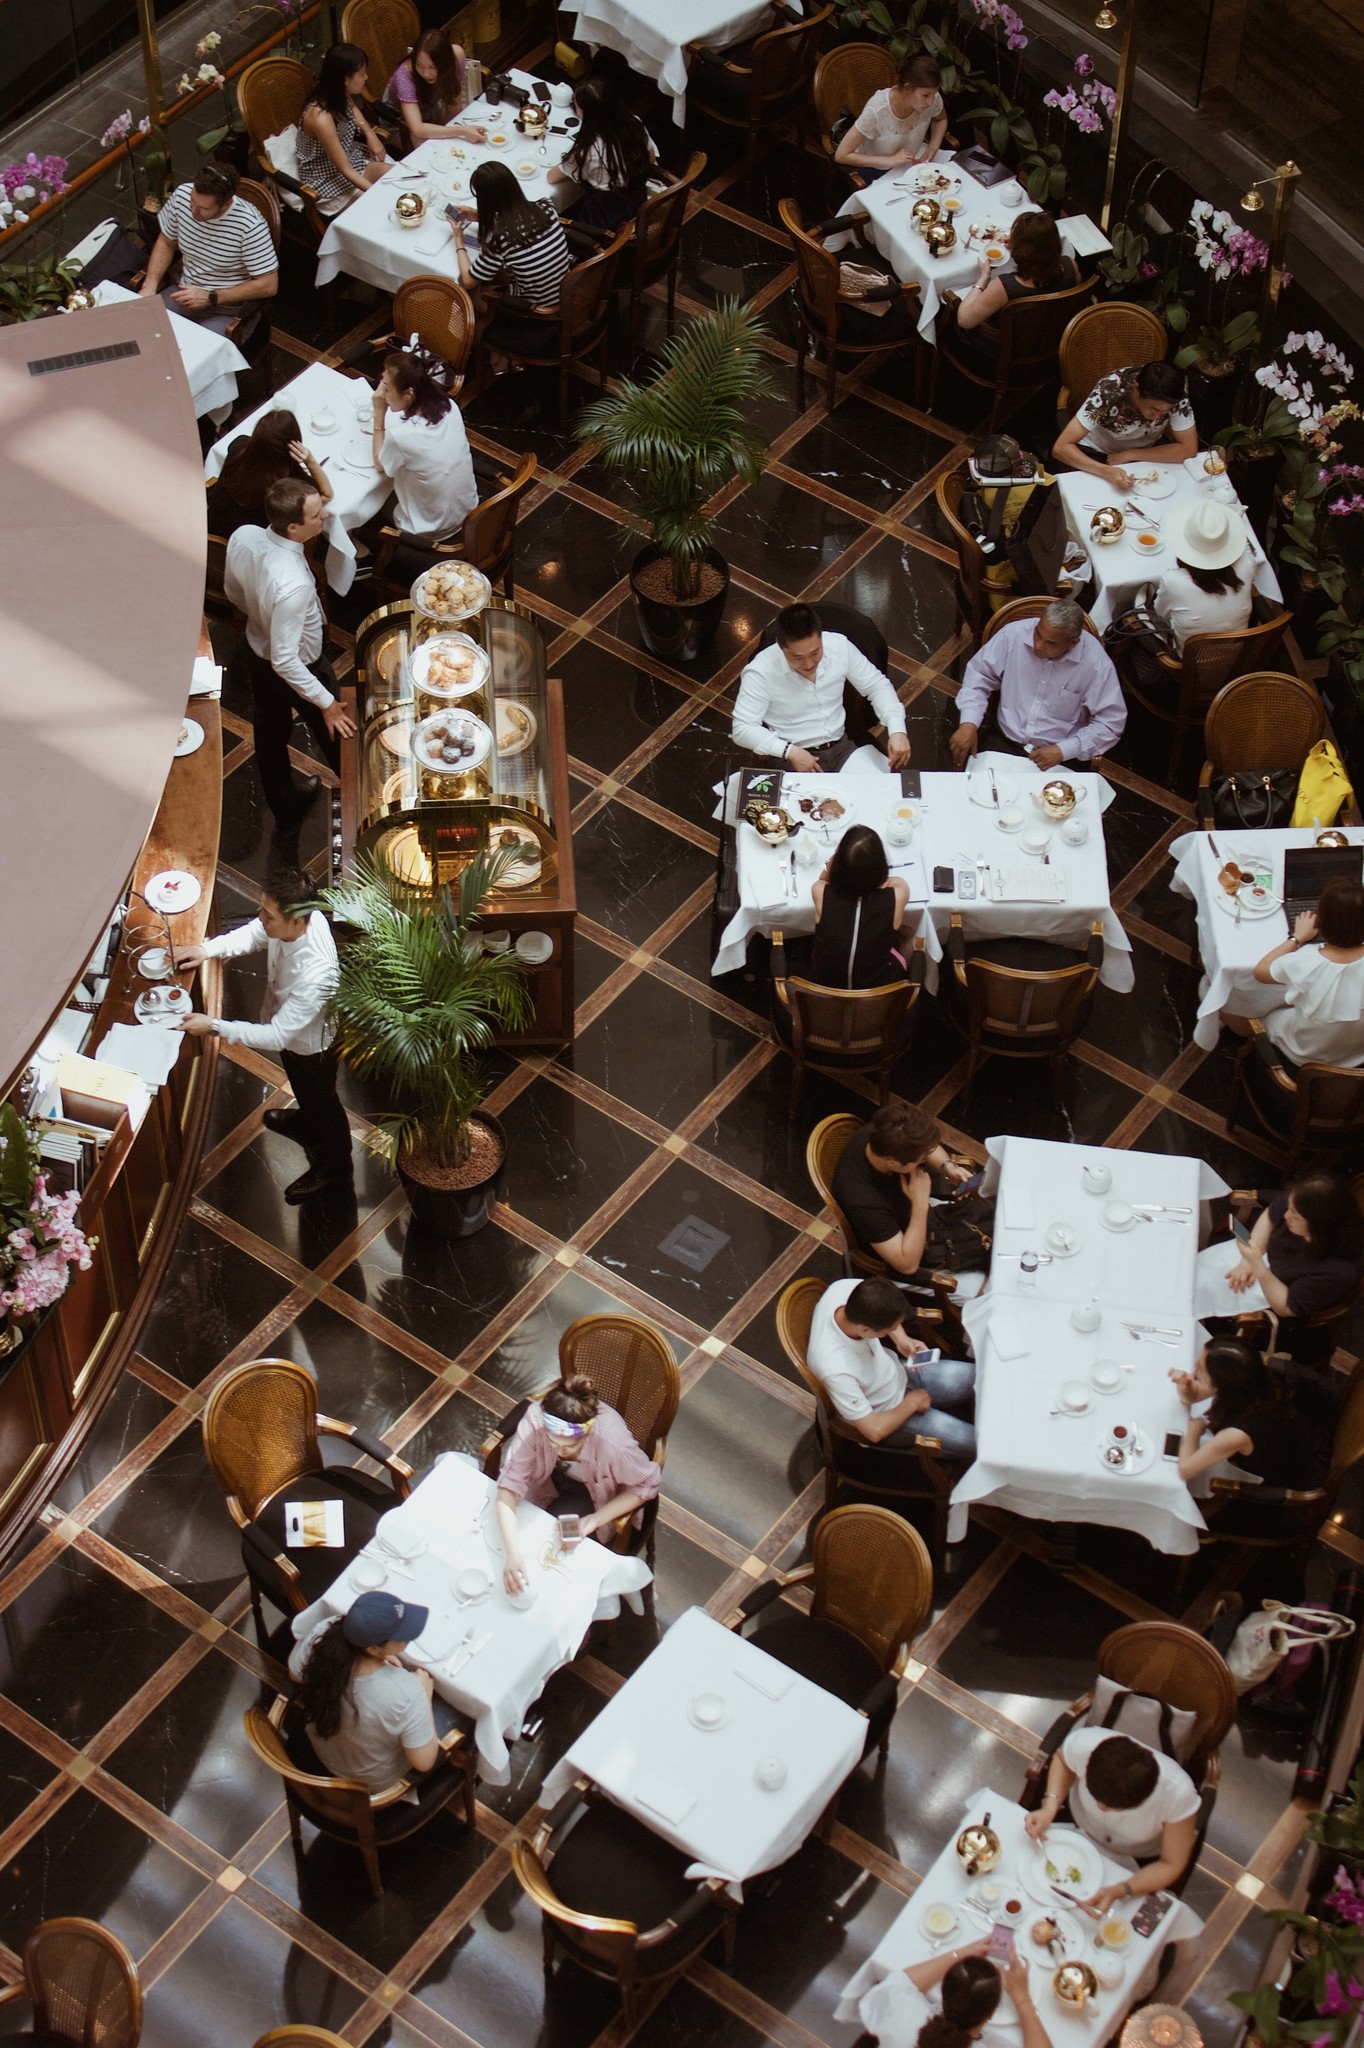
xmin=1282 ymin=844 xmax=1363 ymax=923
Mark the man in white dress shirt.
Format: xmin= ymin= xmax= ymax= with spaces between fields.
xmin=178 ymin=866 xmax=351 ymax=1204
xmin=224 ymin=478 xmax=357 ymax=830
xmin=732 ymin=603 xmax=911 ymax=771
xmin=949 ymin=598 xmax=1126 ymax=770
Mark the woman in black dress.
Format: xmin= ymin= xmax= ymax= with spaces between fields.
xmin=207 ymin=408 xmax=332 ymax=537
xmin=1171 ymin=1338 xmax=1315 ymax=1490
xmin=809 ymin=825 xmax=909 ymax=988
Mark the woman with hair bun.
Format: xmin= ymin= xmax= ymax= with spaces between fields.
xmin=369 ymin=347 xmax=477 ymax=542
xmin=859 ymin=1942 xmax=1055 ymax=2048
xmin=494 ymin=1374 xmax=662 ymax=1595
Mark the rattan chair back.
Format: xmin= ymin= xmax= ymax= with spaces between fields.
xmin=244 ymin=1702 xmax=377 ymax=1836
xmin=1202 ymin=671 xmax=1324 ymax=777
xmin=751 ymin=3 xmax=835 ymax=112
xmin=392 ymin=275 xmax=477 ymax=379
xmin=460 ymin=450 xmax=536 ymax=592
xmin=1097 ymin=1621 xmax=1236 ymax=1785
xmin=560 ymin=225 xmax=631 ymax=349
xmin=994 ymin=272 xmax=1096 ymax=386
xmin=236 ymin=174 xmax=282 ymax=252
xmin=205 ymin=528 xmax=232 ymax=613
xmin=812 ymin=41 xmax=896 ymax=157
xmin=806 ymin=1113 xmax=889 ymax=1276
xmin=1330 ymin=1361 xmax=1364 ymax=1489
xmin=626 ymin=150 xmax=706 ymax=342
xmin=254 ymin=2031 xmax=352 ymax=2048
xmin=238 ymin=55 xmax=313 ymax=164
xmin=339 ymin=0 xmax=419 ymax=97
xmin=981 ymin=593 xmax=1100 ymax=641
xmin=1128 ymin=609 xmax=1292 ymax=779
xmin=775 ymin=1276 xmax=825 ymax=1393
xmin=558 ymin=1314 xmax=680 ymax=1461
xmin=936 ymin=465 xmax=987 ymax=643
xmin=202 ymin=1357 xmax=323 ymax=1523
xmin=1230 ymin=1027 xmax=1364 ymax=1162
xmin=1057 ymin=301 xmax=1167 ymax=412
xmin=21 ymin=1919 xmax=141 ymax=2048
xmin=951 ymin=941 xmax=1100 ymax=1052
xmin=811 ymin=1503 xmax=933 ymax=1670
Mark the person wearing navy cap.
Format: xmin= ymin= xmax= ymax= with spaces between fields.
xmin=289 ymin=1589 xmax=450 ymax=1794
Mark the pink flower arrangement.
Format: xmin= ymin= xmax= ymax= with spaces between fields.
xmin=971 ymin=0 xmax=1029 ymax=50
xmin=1189 ymin=199 xmax=1270 ymax=281
xmin=1044 ymin=55 xmax=1114 ymax=133
xmin=0 ymin=152 xmax=69 ymax=223
xmin=100 ymin=109 xmax=149 ymax=148
xmin=0 ymin=1118 xmax=95 ymax=1331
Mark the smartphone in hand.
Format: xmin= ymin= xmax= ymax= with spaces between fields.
xmin=557 ymin=1513 xmax=583 ymax=1551
xmin=986 ymin=1925 xmax=1015 ymax=1961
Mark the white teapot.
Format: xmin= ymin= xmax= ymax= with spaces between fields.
xmin=1069 ymin=1297 xmax=1102 ymax=1333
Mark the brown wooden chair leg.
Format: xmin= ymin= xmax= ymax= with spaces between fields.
xmin=462 ymin=1762 xmax=477 ymax=1829
xmin=795 ymin=324 xmax=808 ymax=411
xmin=558 ymin=357 xmax=570 ymax=433
xmin=825 ymin=334 xmax=837 ymax=412
xmin=362 ymin=1842 xmax=384 ymax=1899
xmin=621 ymin=1973 xmax=638 ymax=2029
xmin=541 ymin=1919 xmax=557 ymax=1973
xmin=824 ymin=1462 xmax=839 ymax=1514
xmin=787 ymin=1055 xmax=804 ymax=1120
xmin=667 ymin=259 xmax=678 ymax=328
xmin=285 ymin=1786 xmax=303 ymax=1850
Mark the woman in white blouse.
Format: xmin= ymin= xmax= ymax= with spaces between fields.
xmin=859 ymin=1943 xmax=1056 ymax=2048
xmin=835 ymin=53 xmax=947 ymax=175
xmin=1252 ymin=879 xmax=1364 ymax=1067
xmin=1151 ymin=499 xmax=1254 ymax=651
xmin=368 ymin=347 xmax=477 ymax=543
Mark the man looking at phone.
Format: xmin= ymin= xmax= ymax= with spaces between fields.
xmin=831 ymin=1102 xmax=973 ymax=1279
xmin=808 ymin=1276 xmax=976 ymax=1455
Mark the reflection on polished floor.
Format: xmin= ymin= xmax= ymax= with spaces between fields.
xmin=0 ymin=101 xmax=1343 ymax=2048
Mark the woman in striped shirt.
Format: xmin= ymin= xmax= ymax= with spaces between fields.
xmin=298 ymin=42 xmax=388 ymax=214
xmin=452 ymin=162 xmax=573 ymax=364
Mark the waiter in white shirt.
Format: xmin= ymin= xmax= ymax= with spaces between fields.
xmin=178 ymin=866 xmax=351 ymax=1204
xmin=224 ymin=478 xmax=357 ymax=831
xmin=732 ymin=603 xmax=911 ymax=772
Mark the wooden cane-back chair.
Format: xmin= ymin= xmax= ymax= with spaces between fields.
xmin=946 ymin=914 xmax=1104 ymax=1102
xmin=255 ymin=2033 xmax=352 ymax=2048
xmin=804 ymin=1115 xmax=964 ymax=1340
xmin=1227 ymin=1019 xmax=1364 ymax=1164
xmin=1196 ymin=672 xmax=1327 ymax=826
xmin=559 ymin=1314 xmax=681 ymax=1462
xmin=936 ymin=465 xmax=989 ymax=643
xmin=687 ymin=3 xmax=835 ymax=168
xmin=812 ymin=41 xmax=895 ymax=170
xmin=624 ymin=150 xmax=706 ymax=346
xmin=811 ymin=1503 xmax=934 ymax=1671
xmin=204 ymin=1357 xmax=347 ymax=1520
xmin=1057 ymin=300 xmax=1168 ymax=415
xmin=771 ymin=931 xmax=925 ymax=1114
xmin=779 ymin=195 xmax=922 ymax=411
xmin=371 ymin=449 xmax=537 ymax=601
xmin=237 ymin=56 xmax=327 ymax=238
xmin=0 ymin=1919 xmax=141 ymax=2048
xmin=982 ymin=593 xmax=1100 ymax=641
xmin=392 ymin=275 xmax=478 ymax=383
xmin=1127 ymin=609 xmax=1294 ymax=781
xmin=205 ymin=529 xmax=233 ymax=616
xmin=340 ymin=0 xmax=420 ymax=101
xmin=485 ymin=226 xmax=630 ymax=429
xmin=244 ymin=1696 xmax=475 ymax=1898
xmin=935 ymin=272 xmax=1096 ymax=433
xmin=225 ymin=175 xmax=281 ymax=356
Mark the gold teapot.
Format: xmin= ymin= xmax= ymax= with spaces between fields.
xmin=1089 ymin=504 xmax=1125 ymax=545
xmin=924 ymin=220 xmax=957 ymax=257
xmin=394 ymin=189 xmax=426 ymax=227
xmin=1036 ymin=778 xmax=1080 ymax=821
xmin=63 ymin=285 xmax=98 ymax=312
xmin=516 ymin=100 xmax=549 ymax=136
xmin=910 ymin=195 xmax=942 ymax=230
xmin=954 ymin=1822 xmax=1001 ymax=1876
xmin=1317 ymin=829 xmax=1350 ymax=847
xmin=1052 ymin=1962 xmax=1098 ymax=2011
xmin=743 ymin=800 xmax=795 ymax=845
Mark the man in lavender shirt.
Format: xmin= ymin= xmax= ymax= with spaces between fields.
xmin=949 ymin=599 xmax=1126 ymax=771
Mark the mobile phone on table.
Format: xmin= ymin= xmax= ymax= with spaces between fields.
xmin=958 ymin=871 xmax=978 ymax=900
xmin=1130 ymin=1892 xmax=1174 ymax=1939
xmin=932 ymin=865 xmax=954 ymax=894
xmin=533 ymin=79 xmax=551 ymax=101
xmin=1162 ymin=1431 xmax=1183 ymax=1461
xmin=556 ymin=1513 xmax=583 ymax=1551
xmin=987 ymin=1925 xmax=1015 ymax=1961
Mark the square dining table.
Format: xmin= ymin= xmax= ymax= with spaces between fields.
xmin=538 ymin=1604 xmax=866 ymax=1892
xmin=837 ymin=1789 xmax=1201 ymax=2039
xmin=712 ymin=763 xmax=1133 ymax=991
xmin=291 ymin=1451 xmax=652 ymax=1783
xmin=946 ymin=1135 xmax=1230 ymax=1555
xmin=569 ymin=0 xmax=785 ymax=125
xmin=91 ymin=280 xmax=248 ymax=423
xmin=203 ymin=359 xmax=388 ymax=595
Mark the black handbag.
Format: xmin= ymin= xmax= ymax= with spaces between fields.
xmin=1210 ymin=770 xmax=1298 ymax=831
xmin=923 ymin=1190 xmax=996 ymax=1272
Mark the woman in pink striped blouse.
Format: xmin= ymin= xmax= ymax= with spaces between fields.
xmin=494 ymin=1375 xmax=661 ymax=1596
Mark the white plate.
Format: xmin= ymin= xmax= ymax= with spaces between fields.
xmin=134 ymin=985 xmax=190 ymax=1023
xmin=175 ymin=717 xmax=204 ymax=758
xmin=351 ymin=1557 xmax=386 ymax=1589
xmin=1100 ymin=1207 xmax=1139 ymax=1234
xmin=1055 ymin=1381 xmax=1093 ymax=1418
xmin=688 ymin=1691 xmax=730 ymax=1731
xmin=136 ymin=946 xmax=173 ymax=980
xmin=1095 ymin=1429 xmax=1158 ymax=1475
xmin=412 ymin=632 xmax=489 ymax=700
xmin=1088 ymin=1360 xmax=1125 ymax=1395
xmin=1026 ymin=1829 xmax=1105 ymax=1906
xmin=1023 ymin=1906 xmax=1088 ymax=1962
xmin=1044 ymin=1221 xmax=1081 ymax=1256
xmin=144 ymin=868 xmax=202 ymax=914
xmin=1212 ymin=885 xmax=1281 ymax=920
xmin=919 ymin=1902 xmax=960 ymax=1940
xmin=413 ymin=708 xmax=493 ymax=777
xmin=1126 ymin=468 xmax=1178 ymax=499
xmin=516 ymin=930 xmax=553 ymax=965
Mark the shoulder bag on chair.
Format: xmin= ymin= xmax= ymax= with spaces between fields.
xmin=1210 ymin=769 xmax=1299 ymax=831
xmin=961 ymin=474 xmax=1069 ymax=599
xmin=1224 ymin=1599 xmax=1355 ymax=1696
xmin=1088 ymin=1673 xmax=1198 ymax=1758
xmin=923 ymin=1179 xmax=996 ymax=1271
xmin=1292 ymin=739 xmax=1356 ymax=828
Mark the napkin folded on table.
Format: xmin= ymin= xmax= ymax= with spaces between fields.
xmin=1002 ymin=1187 xmax=1035 ymax=1230
xmin=988 ymin=1313 xmax=1030 ymax=1360
xmin=734 ymin=1659 xmax=794 ymax=1701
xmin=635 ymin=1773 xmax=696 ymax=1826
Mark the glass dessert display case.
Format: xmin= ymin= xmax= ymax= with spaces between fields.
xmin=342 ymin=587 xmax=577 ymax=1046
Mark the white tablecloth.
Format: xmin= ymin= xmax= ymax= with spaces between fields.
xmin=92 ymin=280 xmax=247 ymax=423
xmin=315 ymin=73 xmax=564 ymax=292
xmin=713 ymin=764 xmax=1132 ymax=992
xmin=570 ymin=0 xmax=780 ymax=124
xmin=1169 ymin=825 xmax=1364 ymax=1050
xmin=836 ymin=1789 xmax=1202 ymax=2035
xmin=204 ymin=359 xmax=389 ymax=595
xmin=947 ymin=1136 xmax=1231 ymax=1555
xmin=540 ymin=1604 xmax=866 ymax=1891
xmin=1058 ymin=459 xmax=1282 ymax=633
xmin=291 ymin=1452 xmax=652 ymax=1783
xmin=835 ymin=155 xmax=1028 ymax=341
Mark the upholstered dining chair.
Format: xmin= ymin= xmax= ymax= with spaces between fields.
xmin=392 ymin=274 xmax=478 ymax=382
xmin=936 ymin=463 xmax=991 ymax=645
xmin=779 ymin=195 xmax=924 ymax=412
xmin=371 ymin=449 xmax=538 ymax=602
xmin=202 ymin=1356 xmax=413 ymax=1635
xmin=770 ymin=931 xmax=926 ymax=1113
xmin=945 ymin=912 xmax=1104 ymax=1104
xmin=512 ymin=1780 xmax=736 ymax=2024
xmin=0 ymin=1919 xmax=142 ymax=2048
xmin=1018 ymin=1620 xmax=1236 ymax=1895
xmin=1195 ymin=671 xmax=1329 ymax=828
xmin=479 ymin=225 xmax=631 ymax=429
xmin=725 ymin=1503 xmax=934 ymax=1757
xmin=1119 ymin=605 xmax=1294 ymax=781
xmin=244 ymin=1690 xmax=476 ymax=1898
xmin=933 ymin=271 xmax=1096 ymax=432
xmin=226 ymin=176 xmax=282 ymax=363
xmin=1057 ymin=300 xmax=1168 ymax=419
xmin=981 ymin=592 xmax=1101 ymax=641
xmin=686 ymin=1 xmax=836 ymax=170
xmin=805 ymin=1113 xmax=965 ymax=1339
xmin=1226 ymin=1018 xmax=1364 ymax=1165
xmin=1190 ymin=1358 xmax=1364 ymax=1568
xmin=623 ymin=150 xmax=707 ymax=346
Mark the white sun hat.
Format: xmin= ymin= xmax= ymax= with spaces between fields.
xmin=1168 ymin=496 xmax=1248 ymax=571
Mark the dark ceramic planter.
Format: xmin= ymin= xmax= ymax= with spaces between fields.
xmin=396 ymin=1110 xmax=506 ymax=1239
xmin=629 ymin=545 xmax=731 ymax=663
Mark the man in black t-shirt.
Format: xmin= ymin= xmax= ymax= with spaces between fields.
xmin=831 ymin=1102 xmax=971 ymax=1278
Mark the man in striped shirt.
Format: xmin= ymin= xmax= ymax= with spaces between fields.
xmin=139 ymin=162 xmax=278 ymax=335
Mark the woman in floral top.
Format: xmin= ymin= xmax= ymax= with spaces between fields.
xmin=1053 ymin=360 xmax=1197 ymax=489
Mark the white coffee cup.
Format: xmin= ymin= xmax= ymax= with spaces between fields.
xmin=998 ymin=802 xmax=1025 ymax=831
xmin=1103 ymin=1200 xmax=1135 ymax=1231
xmin=1108 ymin=1421 xmax=1134 ymax=1452
xmin=1082 ymin=1161 xmax=1112 ymax=1195
xmin=1021 ymin=826 xmax=1050 ymax=856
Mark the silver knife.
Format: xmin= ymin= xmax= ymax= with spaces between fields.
xmin=1124 ymin=1321 xmax=1183 ymax=1334
xmin=989 ymin=765 xmax=999 ymax=809
xmin=789 ymin=848 xmax=798 ymax=896
xmin=1207 ymin=833 xmax=1221 ymax=858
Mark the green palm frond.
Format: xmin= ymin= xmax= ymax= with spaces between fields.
xmin=577 ymin=300 xmax=773 ymax=590
xmin=320 ymin=847 xmax=531 ymax=1170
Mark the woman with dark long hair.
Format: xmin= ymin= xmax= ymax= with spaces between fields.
xmin=857 ymin=1942 xmax=1054 ymax=2048
xmin=809 ymin=823 xmax=910 ymax=988
xmin=287 ymin=1592 xmax=440 ymax=1793
xmin=367 ymin=346 xmax=477 ymax=540
xmin=547 ymin=75 xmax=655 ymax=230
xmin=1221 ymin=1171 xmax=1364 ymax=1334
xmin=209 ymin=407 xmax=332 ymax=537
xmin=1250 ymin=882 xmax=1364 ymax=1071
xmin=952 ymin=210 xmax=1080 ymax=347
xmin=298 ymin=42 xmax=388 ymax=213
xmin=451 ymin=160 xmax=573 ymax=362
xmin=494 ymin=1373 xmax=661 ymax=1597
xmin=385 ymin=29 xmax=486 ymax=147
xmin=1171 ymin=1337 xmax=1315 ymax=1487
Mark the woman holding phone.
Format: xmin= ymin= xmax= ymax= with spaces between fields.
xmin=857 ymin=1942 xmax=1056 ymax=2048
xmin=493 ymin=1374 xmax=661 ymax=1595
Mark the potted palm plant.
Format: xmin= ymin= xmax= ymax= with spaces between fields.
xmin=576 ymin=299 xmax=773 ymax=661
xmin=322 ymin=848 xmax=530 ymax=1239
